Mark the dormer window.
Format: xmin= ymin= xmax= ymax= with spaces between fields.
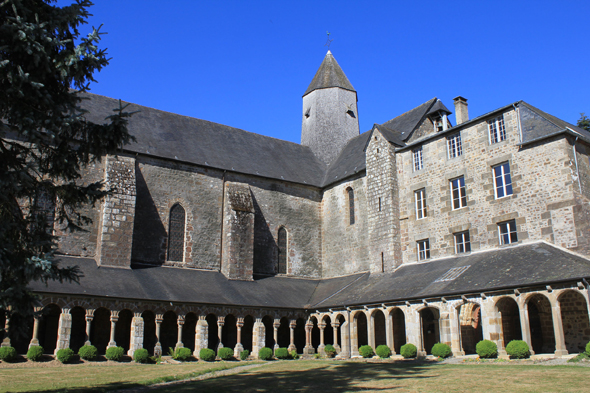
xmin=435 ymin=118 xmax=444 ymax=132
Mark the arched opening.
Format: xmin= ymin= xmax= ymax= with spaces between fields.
xmin=294 ymin=318 xmax=306 ymax=353
xmin=559 ymin=290 xmax=590 ymax=353
xmin=355 ymin=312 xmax=368 ymax=347
xmin=70 ymin=307 xmax=86 ymax=353
xmin=310 ymin=317 xmax=320 ymax=350
xmin=142 ymin=311 xmax=157 ymax=355
xmin=242 ymin=316 xmax=254 ymax=352
xmin=527 ymin=294 xmax=555 ymax=354
xmin=38 ymin=304 xmax=61 ymax=354
xmin=262 ymin=316 xmax=274 ymax=348
xmin=496 ymin=297 xmax=522 ymax=349
xmin=10 ymin=312 xmax=33 ymax=355
xmin=277 ymin=317 xmax=290 ymax=348
xmin=392 ymin=308 xmax=406 ymax=354
xmin=206 ymin=314 xmax=218 ymax=350
xmin=277 ymin=227 xmax=287 ymax=274
xmin=160 ymin=311 xmax=177 ymax=353
xmin=167 ymin=204 xmax=185 ymax=262
xmin=222 ymin=314 xmax=237 ymax=349
xmin=322 ymin=316 xmax=334 ymax=346
xmin=114 ymin=309 xmax=133 ymax=352
xmin=336 ymin=314 xmax=346 ymax=349
xmin=373 ymin=310 xmax=386 ymax=347
xmin=420 ymin=307 xmax=440 ymax=355
xmin=91 ymin=307 xmax=111 ymax=354
xmin=0 ymin=309 xmax=5 ymax=343
xmin=347 ymin=187 xmax=355 ymax=225
xmin=458 ymin=303 xmax=483 ymax=355
xmin=182 ymin=313 xmax=198 ymax=351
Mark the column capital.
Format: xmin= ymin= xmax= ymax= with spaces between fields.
xmin=85 ymin=309 xmax=95 ymax=317
xmin=155 ymin=314 xmax=164 ymax=323
xmin=237 ymin=318 xmax=244 ymax=327
xmin=332 ymin=321 xmax=340 ymax=328
xmin=110 ymin=310 xmax=119 ymax=322
xmin=217 ymin=316 xmax=225 ymax=326
xmin=273 ymin=320 xmax=280 ymax=329
xmin=318 ymin=322 xmax=326 ymax=330
xmin=177 ymin=315 xmax=185 ymax=325
xmin=289 ymin=320 xmax=297 ymax=329
xmin=134 ymin=312 xmax=142 ymax=318
xmin=199 ymin=315 xmax=207 ymax=321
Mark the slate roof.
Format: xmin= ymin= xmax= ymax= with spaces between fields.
xmin=519 ymin=102 xmax=590 ymax=144
xmin=303 ymin=51 xmax=356 ymax=97
xmin=32 ymin=242 xmax=590 ymax=310
xmin=80 ymin=93 xmax=327 ymax=187
xmin=427 ymin=99 xmax=452 ymax=115
xmin=381 ymin=98 xmax=438 ymax=141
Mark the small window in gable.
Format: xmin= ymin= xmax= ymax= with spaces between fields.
xmin=347 ymin=187 xmax=355 ymax=225
xmin=167 ymin=203 xmax=185 ymax=262
xmin=278 ymin=227 xmax=287 ymax=274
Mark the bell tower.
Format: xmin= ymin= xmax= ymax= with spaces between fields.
xmin=301 ymin=51 xmax=359 ymax=166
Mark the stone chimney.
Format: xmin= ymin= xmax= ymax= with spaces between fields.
xmin=453 ymin=96 xmax=469 ymax=125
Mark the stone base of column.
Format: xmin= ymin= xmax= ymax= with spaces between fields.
xmin=351 ymin=350 xmax=359 ymax=357
xmin=154 ymin=343 xmax=162 ymax=357
xmin=288 ymin=344 xmax=296 ymax=352
xmin=554 ymin=349 xmax=568 ymax=357
xmin=334 ymin=344 xmax=341 ymax=353
xmin=84 ymin=340 xmax=91 ymax=346
xmin=1 ymin=338 xmax=11 ymax=347
xmin=28 ymin=339 xmax=39 ymax=349
xmin=303 ymin=345 xmax=314 ymax=355
xmin=498 ymin=349 xmax=508 ymax=358
xmin=336 ymin=350 xmax=350 ymax=359
xmin=217 ymin=342 xmax=224 ymax=350
xmin=417 ymin=350 xmax=427 ymax=358
xmin=454 ymin=350 xmax=465 ymax=356
xmin=234 ymin=343 xmax=244 ymax=358
xmin=318 ymin=344 xmax=325 ymax=356
xmin=175 ymin=342 xmax=184 ymax=350
xmin=273 ymin=344 xmax=279 ymax=350
xmin=107 ymin=341 xmax=117 ymax=349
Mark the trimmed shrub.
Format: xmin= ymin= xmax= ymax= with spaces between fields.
xmin=174 ymin=347 xmax=192 ymax=361
xmin=289 ymin=350 xmax=299 ymax=360
xmin=56 ymin=348 xmax=74 ymax=363
xmin=134 ymin=348 xmax=149 ymax=363
xmin=376 ymin=345 xmax=392 ymax=359
xmin=199 ymin=348 xmax=216 ymax=362
xmin=476 ymin=340 xmax=498 ymax=359
xmin=400 ymin=343 xmax=417 ymax=359
xmin=218 ymin=347 xmax=234 ymax=360
xmin=431 ymin=343 xmax=452 ymax=358
xmin=78 ymin=345 xmax=97 ymax=360
xmin=239 ymin=349 xmax=250 ymax=361
xmin=359 ymin=345 xmax=375 ymax=358
xmin=275 ymin=347 xmax=290 ymax=359
xmin=324 ymin=344 xmax=336 ymax=358
xmin=258 ymin=347 xmax=273 ymax=360
xmin=585 ymin=341 xmax=590 ymax=356
xmin=0 ymin=346 xmax=17 ymax=362
xmin=505 ymin=340 xmax=530 ymax=359
xmin=105 ymin=346 xmax=125 ymax=361
xmin=27 ymin=345 xmax=44 ymax=361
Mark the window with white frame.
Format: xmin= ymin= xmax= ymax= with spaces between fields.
xmin=417 ymin=239 xmax=430 ymax=261
xmin=415 ymin=188 xmax=427 ymax=219
xmin=447 ymin=133 xmax=463 ymax=159
xmin=488 ymin=116 xmax=506 ymax=144
xmin=498 ymin=220 xmax=517 ymax=245
xmin=413 ymin=147 xmax=423 ymax=171
xmin=454 ymin=231 xmax=471 ymax=253
xmin=450 ymin=177 xmax=467 ymax=210
xmin=493 ymin=162 xmax=513 ymax=198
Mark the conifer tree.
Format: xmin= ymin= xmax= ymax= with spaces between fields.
xmin=578 ymin=113 xmax=590 ymax=132
xmin=0 ymin=0 xmax=133 ymax=337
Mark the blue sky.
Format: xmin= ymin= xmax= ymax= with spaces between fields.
xmin=69 ymin=0 xmax=590 ymax=144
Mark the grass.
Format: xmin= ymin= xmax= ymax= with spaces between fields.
xmin=0 ymin=360 xmax=247 ymax=392
xmin=2 ymin=359 xmax=590 ymax=392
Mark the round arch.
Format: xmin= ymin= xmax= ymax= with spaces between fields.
xmin=558 ymin=290 xmax=590 ymax=353
xmin=526 ymin=293 xmax=555 ymax=354
xmin=457 ymin=302 xmax=483 ymax=355
xmin=419 ymin=307 xmax=440 ymax=355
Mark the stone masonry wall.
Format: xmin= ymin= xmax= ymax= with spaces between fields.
xmin=97 ymin=154 xmax=136 ymax=268
xmin=321 ymin=175 xmax=370 ymax=277
xmin=569 ymin=139 xmax=590 ymax=258
xmin=366 ymin=130 xmax=401 ymax=272
xmin=398 ymin=108 xmax=577 ymax=264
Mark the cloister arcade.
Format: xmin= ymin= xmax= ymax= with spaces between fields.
xmin=2 ymin=284 xmax=590 ymax=358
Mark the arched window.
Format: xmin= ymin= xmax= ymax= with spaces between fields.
xmin=277 ymin=227 xmax=287 ymax=274
xmin=167 ymin=204 xmax=185 ymax=262
xmin=347 ymin=187 xmax=355 ymax=225
xmin=34 ymin=182 xmax=56 ymax=232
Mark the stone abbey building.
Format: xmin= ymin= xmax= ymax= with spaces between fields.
xmin=3 ymin=51 xmax=590 ymax=359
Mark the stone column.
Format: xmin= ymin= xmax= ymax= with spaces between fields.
xmin=128 ymin=312 xmax=144 ymax=357
xmin=318 ymin=322 xmax=326 ymax=354
xmin=385 ymin=312 xmax=394 ymax=354
xmin=234 ymin=318 xmax=244 ymax=358
xmin=175 ymin=315 xmax=185 ymax=349
xmin=154 ymin=314 xmax=163 ymax=356
xmin=194 ymin=316 xmax=208 ymax=358
xmin=449 ymin=308 xmax=464 ymax=356
xmin=55 ymin=308 xmax=72 ymax=355
xmin=29 ymin=307 xmax=43 ymax=348
xmin=518 ymin=300 xmax=534 ymax=355
xmin=84 ymin=309 xmax=94 ymax=346
xmin=107 ymin=310 xmax=118 ymax=349
xmin=273 ymin=319 xmax=280 ymax=350
xmin=416 ymin=310 xmax=426 ymax=357
xmin=288 ymin=320 xmax=297 ymax=352
xmin=217 ymin=316 xmax=224 ymax=350
xmin=551 ymin=298 xmax=568 ymax=357
xmin=1 ymin=313 xmax=10 ymax=347
xmin=304 ymin=321 xmax=314 ymax=355
xmin=350 ymin=314 xmax=359 ymax=357
xmin=333 ymin=321 xmax=341 ymax=353
xmin=252 ymin=318 xmax=265 ymax=358
xmin=368 ymin=312 xmax=376 ymax=350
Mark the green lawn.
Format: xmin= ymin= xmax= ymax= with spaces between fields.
xmin=1 ymin=359 xmax=589 ymax=393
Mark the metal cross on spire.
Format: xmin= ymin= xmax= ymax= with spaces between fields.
xmin=324 ymin=31 xmax=333 ymax=49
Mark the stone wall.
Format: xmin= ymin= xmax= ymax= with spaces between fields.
xmin=397 ymin=108 xmax=578 ymax=264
